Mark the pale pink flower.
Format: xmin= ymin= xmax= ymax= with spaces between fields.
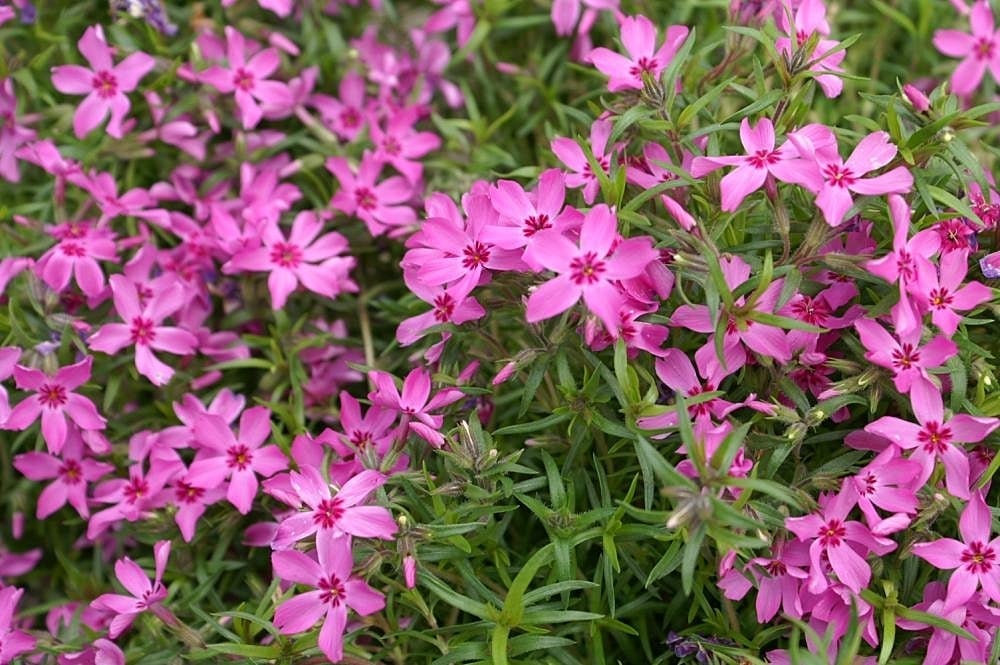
xmin=50 ymin=25 xmax=155 ymax=138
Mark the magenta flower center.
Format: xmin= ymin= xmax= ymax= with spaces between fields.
xmin=340 ymin=108 xmax=361 ymax=129
xmin=60 ymin=459 xmax=83 ymax=485
xmin=175 ymin=480 xmax=205 ymax=504
xmin=92 ymin=70 xmax=118 ymax=99
xmin=312 ymin=498 xmax=345 ymax=529
xmin=790 ymin=296 xmax=830 ymax=326
xmin=895 ymin=250 xmax=916 ymax=282
xmin=891 ymin=343 xmax=920 ymax=370
xmin=975 ymin=38 xmax=996 ymax=60
xmin=124 ymin=477 xmax=150 ymax=503
xmin=582 ymin=157 xmax=611 ymax=179
xmin=928 ymin=288 xmax=953 ymax=310
xmin=569 ymin=251 xmax=607 ymax=285
xmin=348 ymin=430 xmax=373 ymax=450
xmin=860 ymin=472 xmax=878 ymax=495
xmin=233 ymin=68 xmax=255 ymax=91
xmin=817 ymin=519 xmax=846 ymax=547
xmin=962 ymin=541 xmax=996 ymax=573
xmin=765 ymin=560 xmax=787 ymax=576
xmin=130 ymin=317 xmax=157 ymax=345
xmin=227 ymin=444 xmax=253 ymax=470
xmin=270 ymin=242 xmax=303 ymax=268
xmin=382 ymin=136 xmax=402 ymax=156
xmin=918 ymin=421 xmax=953 ymax=454
xmin=747 ymin=148 xmax=780 ymax=169
xmin=686 ymin=382 xmax=716 ymax=417
xmin=461 ymin=241 xmax=492 ymax=269
xmin=38 ymin=383 xmax=68 ymax=408
xmin=822 ymin=163 xmax=856 ymax=188
xmin=355 ymin=187 xmax=378 ymax=211
xmin=433 ymin=293 xmax=456 ymax=322
xmin=318 ymin=575 xmax=346 ymax=606
xmin=629 ymin=56 xmax=658 ymax=78
xmin=60 ymin=241 xmax=87 ymax=258
xmin=522 ymin=214 xmax=551 ymax=237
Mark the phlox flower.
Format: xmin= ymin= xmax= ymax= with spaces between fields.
xmin=200 ymin=26 xmax=291 ymax=130
xmin=87 ymin=451 xmax=183 ymax=539
xmin=13 ymin=427 xmax=114 ymax=519
xmin=368 ymin=105 xmax=441 ymax=184
xmin=912 ymin=491 xmax=1000 ymax=610
xmin=272 ymin=534 xmax=385 ymax=663
xmin=775 ymin=0 xmax=847 ymax=98
xmin=784 ymin=486 xmax=896 ymax=593
xmin=934 ymin=0 xmax=1000 ymax=97
xmin=0 ymin=78 xmax=35 ymax=183
xmin=920 ymin=251 xmax=994 ymax=337
xmin=587 ymin=14 xmax=690 ymax=92
xmin=271 ymin=466 xmax=396 ymax=550
xmin=3 ymin=356 xmax=106 ymax=454
xmin=0 ymin=587 xmax=35 ymax=664
xmin=50 ymin=25 xmax=155 ymax=138
xmin=91 ymin=540 xmax=172 ymax=638
xmin=847 ymin=445 xmax=920 ymax=534
xmin=483 ymin=169 xmax=582 ymax=256
xmin=328 ymin=152 xmax=415 ymax=236
xmin=551 ymin=118 xmax=614 ymax=204
xmin=0 ymin=346 xmax=20 ymax=423
xmin=223 ymin=211 xmax=357 ymax=310
xmin=57 ymin=638 xmax=125 ymax=665
xmin=865 ymin=380 xmax=998 ymax=499
xmin=864 ymin=195 xmax=940 ymax=335
xmin=786 ymin=127 xmax=913 ymax=226
xmin=35 ymin=220 xmax=117 ymax=298
xmin=853 ymin=317 xmax=957 ymax=394
xmin=88 ymin=275 xmax=199 ymax=386
xmin=691 ymin=117 xmax=806 ymax=211
xmin=524 ymin=204 xmax=657 ymax=332
xmin=187 ymin=407 xmax=288 ymax=515
xmin=396 ymin=279 xmax=486 ymax=346
xmin=311 ymin=71 xmax=369 ymax=141
xmin=368 ymin=368 xmax=464 ymax=447
xmin=896 ymin=581 xmax=1000 ymax=664
xmin=168 ymin=469 xmax=226 ymax=543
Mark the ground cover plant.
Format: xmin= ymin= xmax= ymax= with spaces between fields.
xmin=1 ymin=0 xmax=1000 ymax=663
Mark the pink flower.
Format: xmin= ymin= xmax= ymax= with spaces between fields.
xmin=920 ymin=251 xmax=994 ymax=337
xmin=272 ymin=534 xmax=386 ymax=663
xmin=934 ymin=0 xmax=1000 ymax=96
xmin=224 ymin=211 xmax=357 ymax=310
xmin=272 ymin=466 xmax=396 ymax=551
xmin=865 ymin=380 xmax=998 ymax=499
xmin=368 ymin=105 xmax=441 ymax=183
xmin=327 ymin=152 xmax=415 ymax=236
xmin=483 ymin=169 xmax=580 ymax=253
xmin=187 ymin=407 xmax=288 ymax=515
xmin=13 ymin=429 xmax=114 ymax=519
xmin=784 ymin=487 xmax=895 ymax=593
xmin=3 ymin=356 xmax=106 ymax=454
xmin=368 ymin=368 xmax=463 ymax=447
xmin=396 ymin=280 xmax=486 ymax=346
xmin=864 ymin=195 xmax=939 ymax=335
xmin=0 ymin=346 xmax=20 ymax=424
xmin=0 ymin=78 xmax=35 ymax=183
xmin=0 ymin=586 xmax=35 ymax=664
xmin=853 ymin=317 xmax=957 ymax=394
xmin=896 ymin=581 xmax=1000 ymax=664
xmin=50 ymin=25 xmax=155 ymax=139
xmin=168 ymin=470 xmax=226 ymax=543
xmin=912 ymin=491 xmax=1000 ymax=609
xmin=774 ymin=0 xmax=847 ymax=98
xmin=200 ymin=26 xmax=290 ymax=130
xmin=91 ymin=540 xmax=172 ymax=638
xmin=847 ymin=445 xmax=921 ymax=533
xmin=691 ymin=117 xmax=807 ymax=211
xmin=551 ymin=118 xmax=614 ymax=204
xmin=35 ymin=220 xmax=117 ymax=298
xmin=88 ymin=275 xmax=199 ymax=386
xmin=57 ymin=638 xmax=125 ymax=665
xmin=587 ymin=15 xmax=689 ymax=91
xmin=787 ymin=128 xmax=913 ymax=226
xmin=87 ymin=452 xmax=183 ymax=539
xmin=312 ymin=71 xmax=368 ymax=141
xmin=524 ymin=204 xmax=657 ymax=331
